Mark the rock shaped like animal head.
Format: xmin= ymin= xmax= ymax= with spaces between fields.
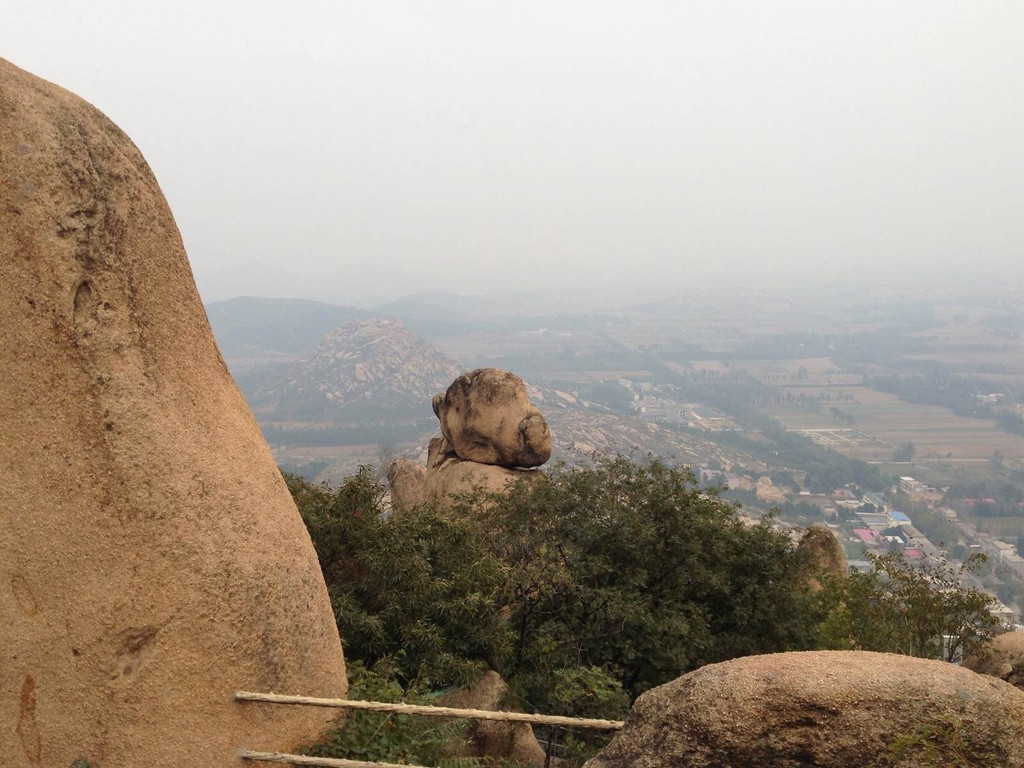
xmin=434 ymin=368 xmax=551 ymax=468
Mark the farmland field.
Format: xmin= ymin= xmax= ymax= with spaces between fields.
xmin=762 ymin=385 xmax=1024 ymax=464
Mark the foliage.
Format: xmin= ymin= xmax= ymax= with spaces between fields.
xmin=868 ymin=368 xmax=1024 ymax=438
xmin=671 ymin=374 xmax=887 ymax=492
xmin=304 ymin=662 xmax=478 ymax=766
xmin=288 ymin=456 xmax=823 ymax=720
xmin=818 ymin=551 xmax=1001 ymax=662
xmin=461 ymin=456 xmax=822 ymax=707
xmin=563 ymin=380 xmax=636 ymax=412
xmin=893 ymin=441 xmax=916 ymax=462
xmin=897 ymin=501 xmax=961 ymax=548
xmin=532 ymin=666 xmax=628 ymax=765
xmin=286 ymin=469 xmax=511 ymax=688
xmin=287 ymin=456 xmax=1013 ymax=766
xmin=946 ymin=479 xmax=1024 ymax=517
xmin=547 ymin=665 xmax=630 ymax=721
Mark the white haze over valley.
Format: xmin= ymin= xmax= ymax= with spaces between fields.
xmin=5 ymin=1 xmax=1023 ymax=306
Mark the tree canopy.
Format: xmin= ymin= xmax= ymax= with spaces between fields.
xmin=287 ymin=456 xmax=821 ymax=715
xmin=818 ymin=551 xmax=1001 ymax=662
xmin=286 ymin=457 xmax=1008 ymax=764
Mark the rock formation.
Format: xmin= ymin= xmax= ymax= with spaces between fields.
xmin=389 ymin=370 xmax=548 ymax=510
xmin=796 ymin=525 xmax=848 ymax=592
xmin=963 ymin=630 xmax=1024 ymax=690
xmin=0 ymin=58 xmax=345 ymax=767
xmin=439 ymin=670 xmax=547 ymax=768
xmin=584 ymin=651 xmax=1024 ymax=768
xmin=250 ymin=317 xmax=462 ymax=423
xmin=434 ymin=368 xmax=552 ymax=468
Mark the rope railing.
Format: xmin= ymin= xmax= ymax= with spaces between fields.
xmin=234 ymin=691 xmax=625 ymax=731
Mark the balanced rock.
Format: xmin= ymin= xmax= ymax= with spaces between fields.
xmin=963 ymin=630 xmax=1024 ymax=690
xmin=0 ymin=58 xmax=345 ymax=767
xmin=433 ymin=369 xmax=551 ymax=468
xmin=424 ymin=456 xmax=529 ymax=502
xmin=796 ymin=525 xmax=847 ymax=592
xmin=585 ymin=651 xmax=1024 ymax=768
xmin=389 ymin=452 xmax=529 ymax=512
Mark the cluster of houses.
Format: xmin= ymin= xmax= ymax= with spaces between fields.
xmin=846 ymin=503 xmax=922 ymax=568
xmin=951 ymin=515 xmax=1024 ymax=580
xmin=830 ymin=477 xmax=1021 ymax=626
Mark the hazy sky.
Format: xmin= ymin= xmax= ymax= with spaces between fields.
xmin=4 ymin=1 xmax=1023 ymax=299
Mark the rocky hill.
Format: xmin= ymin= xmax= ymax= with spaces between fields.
xmin=213 ymin=314 xmax=762 ymax=482
xmin=249 ymin=318 xmax=462 ymax=427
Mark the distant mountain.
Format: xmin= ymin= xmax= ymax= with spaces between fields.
xmin=195 ymin=261 xmax=466 ymax=307
xmin=206 ymin=296 xmax=371 ymax=355
xmin=249 ymin=318 xmax=463 ymax=426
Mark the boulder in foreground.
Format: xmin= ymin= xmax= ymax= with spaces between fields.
xmin=0 ymin=57 xmax=345 ymax=767
xmin=584 ymin=651 xmax=1024 ymax=768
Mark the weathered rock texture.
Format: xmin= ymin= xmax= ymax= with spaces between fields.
xmin=439 ymin=671 xmax=547 ymax=768
xmin=390 ymin=373 xmax=548 ymax=511
xmin=963 ymin=630 xmax=1024 ymax=690
xmin=423 ymin=456 xmax=528 ymax=502
xmin=387 ymin=458 xmax=429 ymax=510
xmin=434 ymin=368 xmax=551 ymax=468
xmin=796 ymin=525 xmax=848 ymax=592
xmin=389 ymin=439 xmax=531 ymax=512
xmin=0 ymin=58 xmax=346 ymax=768
xmin=584 ymin=651 xmax=1024 ymax=768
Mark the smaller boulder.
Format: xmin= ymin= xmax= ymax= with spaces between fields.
xmin=434 ymin=369 xmax=551 ymax=468
xmin=387 ymin=458 xmax=427 ymax=512
xmin=423 ymin=456 xmax=531 ymax=501
xmin=796 ymin=525 xmax=847 ymax=592
xmin=963 ymin=630 xmax=1024 ymax=690
xmin=427 ymin=434 xmax=457 ymax=470
xmin=584 ymin=651 xmax=1024 ymax=768
xmin=439 ymin=670 xmax=547 ymax=768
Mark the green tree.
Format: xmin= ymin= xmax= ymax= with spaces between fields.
xmin=288 ymin=457 xmax=823 ymax=715
xmin=893 ymin=442 xmax=917 ymax=462
xmin=304 ymin=662 xmax=474 ymax=766
xmin=286 ymin=469 xmax=511 ymax=687
xmin=819 ymin=551 xmax=1000 ymax=662
xmin=461 ymin=456 xmax=822 ymax=707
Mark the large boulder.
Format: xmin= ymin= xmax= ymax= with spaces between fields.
xmin=963 ymin=630 xmax=1024 ymax=690
xmin=424 ymin=456 xmax=531 ymax=501
xmin=796 ymin=525 xmax=847 ymax=592
xmin=389 ymin=437 xmax=534 ymax=511
xmin=584 ymin=651 xmax=1024 ymax=768
xmin=433 ymin=369 xmax=551 ymax=468
xmin=0 ymin=58 xmax=345 ymax=767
